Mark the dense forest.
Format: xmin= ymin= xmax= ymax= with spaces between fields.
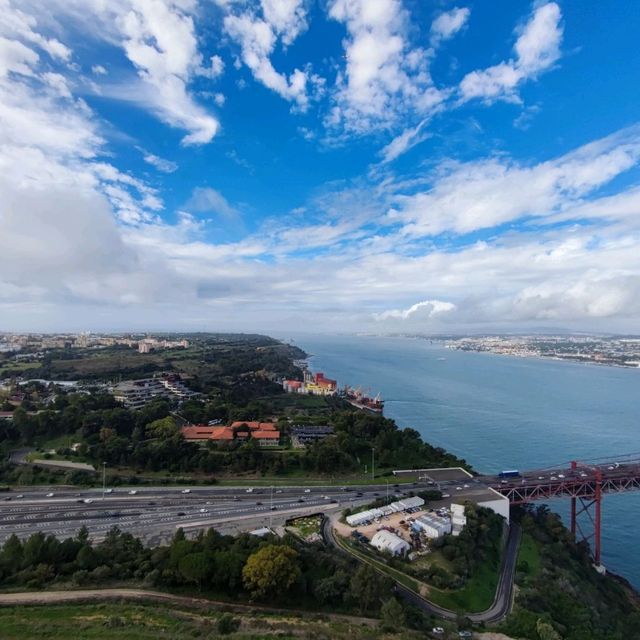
xmin=0 ymin=391 xmax=467 ymax=483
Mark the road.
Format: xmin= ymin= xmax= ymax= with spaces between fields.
xmin=0 ymin=588 xmax=377 ymax=625
xmin=0 ymin=484 xmax=399 ymax=545
xmin=323 ymin=512 xmax=521 ymax=623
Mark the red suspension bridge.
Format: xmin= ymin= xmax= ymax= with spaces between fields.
xmin=480 ymin=454 xmax=640 ymax=567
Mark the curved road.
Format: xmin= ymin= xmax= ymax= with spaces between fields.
xmin=323 ymin=514 xmax=521 ymax=623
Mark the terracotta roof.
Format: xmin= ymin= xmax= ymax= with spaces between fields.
xmin=230 ymin=421 xmax=277 ymax=431
xmin=252 ymin=430 xmax=280 ymax=439
xmin=181 ymin=425 xmax=233 ymax=441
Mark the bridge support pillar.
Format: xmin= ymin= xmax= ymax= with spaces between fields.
xmin=570 ymin=461 xmax=577 ymax=537
xmin=594 ymin=470 xmax=602 ymax=566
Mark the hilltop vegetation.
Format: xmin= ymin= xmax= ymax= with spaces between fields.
xmin=499 ymin=505 xmax=640 ymax=640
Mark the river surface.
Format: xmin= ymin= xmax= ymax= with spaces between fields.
xmin=288 ymin=333 xmax=640 ymax=588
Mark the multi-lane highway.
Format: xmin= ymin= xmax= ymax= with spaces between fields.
xmin=0 ymin=484 xmax=401 ymax=545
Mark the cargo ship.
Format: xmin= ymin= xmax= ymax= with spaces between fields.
xmin=342 ymin=385 xmax=384 ymax=414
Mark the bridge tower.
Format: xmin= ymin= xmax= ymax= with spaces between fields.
xmin=569 ymin=461 xmax=603 ymax=568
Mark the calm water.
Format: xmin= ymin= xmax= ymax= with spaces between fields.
xmin=290 ymin=334 xmax=640 ymax=587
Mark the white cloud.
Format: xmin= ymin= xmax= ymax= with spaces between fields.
xmin=379 ymin=117 xmax=431 ymax=163
xmin=430 ymin=7 xmax=470 ymax=46
xmin=140 ymin=149 xmax=178 ymax=173
xmin=186 ymin=186 xmax=240 ymax=221
xmin=17 ymin=0 xmax=220 ymax=145
xmin=328 ymin=0 xmax=447 ymax=133
xmin=459 ymin=2 xmax=562 ymax=103
xmin=390 ymin=125 xmax=640 ymax=237
xmin=221 ymin=0 xmax=314 ymax=110
xmin=91 ymin=64 xmax=107 ymax=75
xmin=375 ymin=299 xmax=456 ymax=321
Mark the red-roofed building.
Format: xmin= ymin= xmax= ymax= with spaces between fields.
xmin=230 ymin=421 xmax=277 ymax=431
xmin=252 ymin=430 xmax=280 ymax=446
xmin=181 ymin=425 xmax=234 ymax=442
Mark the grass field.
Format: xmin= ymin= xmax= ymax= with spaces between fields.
xmin=0 ymin=603 xmax=396 ymax=640
xmin=516 ymin=533 xmax=542 ymax=579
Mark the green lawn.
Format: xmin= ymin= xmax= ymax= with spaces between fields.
xmin=516 ymin=533 xmax=542 ymax=579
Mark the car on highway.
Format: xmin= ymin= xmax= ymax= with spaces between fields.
xmin=104 ymin=489 xmax=113 ymax=494
xmin=83 ymin=498 xmax=93 ymax=504
xmin=270 ymin=506 xmax=277 ymax=511
xmin=456 ymin=486 xmax=462 ymax=491
xmin=304 ymin=489 xmax=311 ymax=493
xmin=550 ymin=476 xmax=558 ymax=481
xmin=256 ymin=501 xmax=263 ymax=506
xmin=580 ymin=472 xmax=588 ymax=477
xmin=181 ymin=489 xmax=191 ymax=494
xmin=177 ymin=512 xmax=186 ymax=516
xmin=15 ymin=494 xmax=23 ymax=499
xmin=3 ymin=497 xmax=11 ymax=501
xmin=45 ymin=492 xmax=54 ymax=497
xmin=538 ymin=476 xmax=544 ymax=480
xmin=276 ymin=489 xmax=283 ymax=494
xmin=432 ymin=628 xmax=444 ymax=636
xmin=245 ymin=488 xmax=253 ymax=493
xmin=558 ymin=474 xmax=565 ymax=479
xmin=128 ymin=490 xmax=138 ymax=495
xmin=297 ymin=498 xmax=304 ymax=503
xmin=199 ymin=508 xmax=207 ymax=513
xmin=441 ymin=493 xmax=450 ymax=498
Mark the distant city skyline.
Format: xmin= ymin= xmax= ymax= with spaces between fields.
xmin=1 ymin=1 xmax=640 ymax=333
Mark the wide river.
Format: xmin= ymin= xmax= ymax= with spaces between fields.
xmin=289 ymin=333 xmax=640 ymax=588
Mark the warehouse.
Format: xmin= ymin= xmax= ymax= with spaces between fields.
xmin=413 ymin=513 xmax=452 ymax=538
xmin=345 ymin=496 xmax=425 ymax=527
xmin=370 ymin=530 xmax=410 ymax=556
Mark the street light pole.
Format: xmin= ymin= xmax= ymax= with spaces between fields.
xmin=102 ymin=462 xmax=106 ymax=501
xmin=371 ymin=447 xmax=375 ymax=481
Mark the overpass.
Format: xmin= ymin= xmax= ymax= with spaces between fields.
xmin=480 ymin=453 xmax=640 ymax=567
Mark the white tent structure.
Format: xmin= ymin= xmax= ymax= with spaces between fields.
xmin=370 ymin=530 xmax=410 ymax=556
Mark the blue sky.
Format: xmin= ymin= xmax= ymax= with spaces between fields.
xmin=2 ymin=0 xmax=640 ymax=333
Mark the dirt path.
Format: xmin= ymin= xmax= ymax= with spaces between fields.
xmin=0 ymin=589 xmax=377 ymax=626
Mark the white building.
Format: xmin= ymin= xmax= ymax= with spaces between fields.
xmin=450 ymin=503 xmax=467 ymax=536
xmin=370 ymin=530 xmax=410 ymax=556
xmin=346 ymin=496 xmax=425 ymax=527
xmin=413 ymin=513 xmax=452 ymax=539
xmin=476 ymin=489 xmax=511 ymax=524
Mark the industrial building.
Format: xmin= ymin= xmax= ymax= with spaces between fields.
xmin=370 ymin=530 xmax=410 ymax=556
xmin=282 ymin=371 xmax=337 ymax=396
xmin=346 ymin=496 xmax=425 ymax=526
xmin=413 ymin=513 xmax=452 ymax=538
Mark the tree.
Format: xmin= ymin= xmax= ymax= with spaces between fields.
xmin=178 ymin=552 xmax=213 ymax=590
xmin=536 ymin=619 xmax=563 ymax=640
xmin=380 ymin=597 xmax=406 ymax=630
xmin=349 ymin=565 xmax=389 ymax=613
xmin=242 ymin=544 xmax=300 ymax=599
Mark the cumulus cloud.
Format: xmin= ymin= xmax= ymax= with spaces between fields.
xmin=375 ymin=299 xmax=456 ymax=321
xmin=459 ymin=1 xmax=562 ymax=103
xmin=17 ymin=0 xmax=220 ymax=145
xmin=327 ymin=0 xmax=447 ymax=133
xmin=220 ymin=0 xmax=315 ymax=110
xmin=430 ymin=7 xmax=470 ymax=46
